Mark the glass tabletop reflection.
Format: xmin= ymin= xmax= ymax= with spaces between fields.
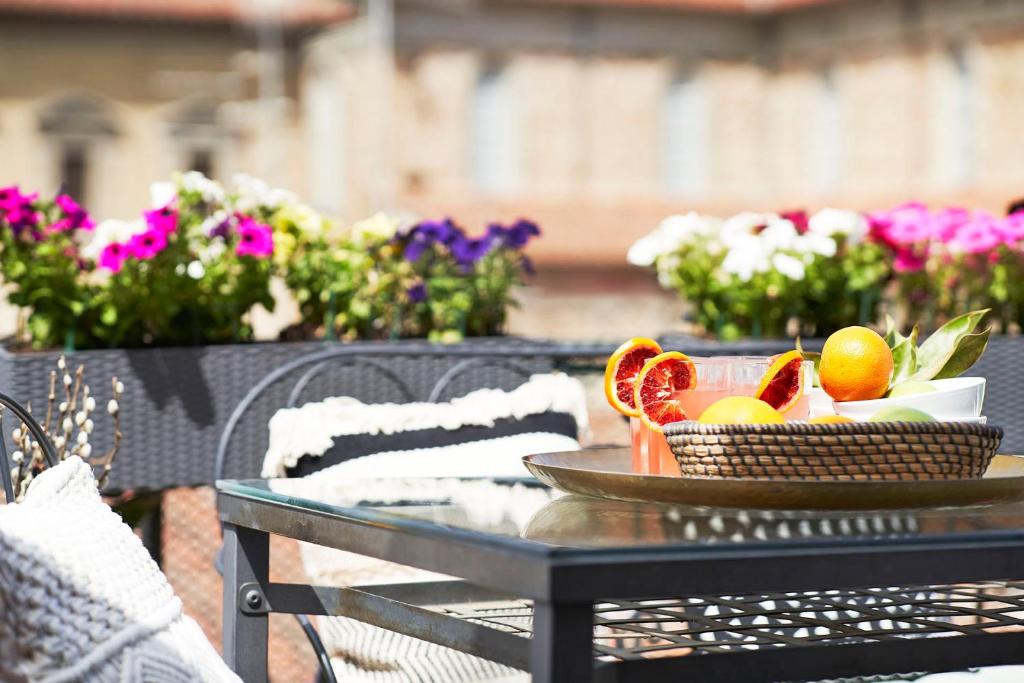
xmin=217 ymin=475 xmax=1024 ymax=554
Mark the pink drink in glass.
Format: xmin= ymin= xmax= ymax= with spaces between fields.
xmin=629 ymin=356 xmax=813 ymax=476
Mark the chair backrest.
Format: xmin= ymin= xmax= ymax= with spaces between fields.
xmin=213 ymin=341 xmax=612 ymax=483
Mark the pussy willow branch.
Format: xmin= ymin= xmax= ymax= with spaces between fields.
xmin=95 ymin=376 xmax=122 ymax=490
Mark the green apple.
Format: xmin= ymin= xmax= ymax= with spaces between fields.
xmin=887 ymin=381 xmax=938 ymax=398
xmin=868 ymin=406 xmax=936 ymax=423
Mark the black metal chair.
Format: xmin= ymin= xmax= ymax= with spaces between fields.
xmin=212 ymin=342 xmax=610 ymax=681
xmin=0 ymin=392 xmax=59 ymax=504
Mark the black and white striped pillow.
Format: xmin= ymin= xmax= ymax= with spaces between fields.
xmin=261 ymin=373 xmax=588 ymax=481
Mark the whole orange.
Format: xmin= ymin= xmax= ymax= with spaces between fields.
xmin=819 ymin=326 xmax=893 ymax=402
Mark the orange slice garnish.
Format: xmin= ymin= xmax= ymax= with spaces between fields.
xmin=604 ymin=337 xmax=662 ymax=417
xmin=755 ymin=350 xmax=805 ymax=414
xmin=634 ymin=351 xmax=697 ymax=432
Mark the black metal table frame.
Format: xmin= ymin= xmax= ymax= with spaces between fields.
xmin=218 ymin=488 xmax=1024 ymax=683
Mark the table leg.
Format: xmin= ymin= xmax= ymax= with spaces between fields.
xmin=531 ymin=601 xmax=594 ymax=683
xmin=222 ymin=523 xmax=269 ymax=683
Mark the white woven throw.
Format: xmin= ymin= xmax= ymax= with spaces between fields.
xmin=262 ymin=372 xmax=589 ymax=477
xmin=0 ymin=457 xmax=240 ymax=683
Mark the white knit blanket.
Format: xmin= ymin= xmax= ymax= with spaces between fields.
xmin=262 ymin=373 xmax=589 ymax=477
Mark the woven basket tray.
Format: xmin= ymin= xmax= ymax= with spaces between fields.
xmin=663 ymin=421 xmax=1004 ymax=481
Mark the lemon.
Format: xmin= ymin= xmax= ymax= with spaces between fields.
xmin=887 ymin=381 xmax=938 ymax=398
xmin=698 ymin=396 xmax=784 ymax=425
xmin=867 ymin=406 xmax=935 ymax=423
xmin=808 ymin=415 xmax=856 ymax=424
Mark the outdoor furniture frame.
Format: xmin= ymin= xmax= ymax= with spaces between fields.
xmin=217 ymin=477 xmax=1024 ymax=683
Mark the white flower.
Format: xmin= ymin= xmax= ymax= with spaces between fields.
xmin=809 ymin=208 xmax=869 ymax=244
xmin=722 ymin=236 xmax=771 ymax=282
xmin=627 ymin=234 xmax=663 ymax=267
xmin=150 ymin=181 xmax=177 ymax=208
xmin=720 ymin=212 xmax=778 ymax=248
xmin=186 ymin=261 xmax=206 ymax=279
xmin=794 ymin=232 xmax=838 ymax=258
xmin=229 ymin=173 xmax=296 ymax=212
xmin=628 ymin=212 xmax=720 ymax=266
xmin=179 ymin=171 xmax=225 ymax=204
xmin=759 ymin=218 xmax=799 ymax=252
xmin=289 ymin=204 xmax=325 ymax=237
xmin=351 ymin=213 xmax=401 ymax=243
xmin=772 ymin=252 xmax=806 ymax=281
xmin=201 ymin=241 xmax=227 ymax=262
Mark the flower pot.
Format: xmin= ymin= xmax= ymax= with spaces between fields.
xmin=0 ymin=338 xmax=561 ymax=493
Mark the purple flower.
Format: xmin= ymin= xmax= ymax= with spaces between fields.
xmin=99 ymin=242 xmax=129 ymax=273
xmin=451 ymin=235 xmax=493 ymax=268
xmin=403 ymin=218 xmax=467 ymax=263
xmin=144 ymin=205 xmax=178 ymax=235
xmin=484 ymin=219 xmax=540 ymax=249
xmin=127 ymin=228 xmax=169 ymax=261
xmin=236 ymin=216 xmax=274 ymax=257
xmin=520 ymin=255 xmax=536 ymax=276
xmin=407 ymin=282 xmax=427 ymax=303
xmin=50 ymin=194 xmax=95 ymax=232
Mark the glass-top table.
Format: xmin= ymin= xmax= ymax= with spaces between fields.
xmin=217 ymin=474 xmax=1024 ymax=682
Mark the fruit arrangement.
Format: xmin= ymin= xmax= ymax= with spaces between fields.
xmin=604 ymin=308 xmax=990 ymax=429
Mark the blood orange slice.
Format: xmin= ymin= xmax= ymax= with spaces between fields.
xmin=604 ymin=337 xmax=662 ymax=416
xmin=755 ymin=350 xmax=805 ymax=413
xmin=634 ymin=352 xmax=697 ymax=432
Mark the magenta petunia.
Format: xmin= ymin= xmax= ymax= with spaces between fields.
xmin=127 ymin=228 xmax=169 ymax=261
xmin=1000 ymin=211 xmax=1024 ymax=244
xmin=99 ymin=242 xmax=129 ymax=273
xmin=872 ymin=202 xmax=934 ymax=246
xmin=947 ymin=212 xmax=1003 ymax=255
xmin=932 ymin=207 xmax=970 ymax=243
xmin=50 ymin=194 xmax=95 ymax=232
xmin=144 ymin=205 xmax=178 ymax=235
xmin=0 ymin=186 xmax=42 ymax=234
xmin=235 ymin=217 xmax=274 ymax=258
xmin=893 ymin=248 xmax=927 ymax=273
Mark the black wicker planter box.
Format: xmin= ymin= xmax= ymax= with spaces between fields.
xmin=0 ymin=342 xmax=324 ymax=492
xmin=0 ymin=338 xmax=570 ymax=493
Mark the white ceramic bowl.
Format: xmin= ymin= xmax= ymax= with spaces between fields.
xmin=832 ymin=377 xmax=986 ymax=421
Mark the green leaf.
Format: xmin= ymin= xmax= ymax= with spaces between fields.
xmin=883 ymin=314 xmax=906 ymax=348
xmin=911 ymin=309 xmax=990 ymax=381
xmin=932 ymin=327 xmax=991 ymax=380
xmin=890 ymin=328 xmax=919 ymax=387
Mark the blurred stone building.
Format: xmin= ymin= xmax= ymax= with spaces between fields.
xmin=4 ymin=0 xmax=1024 ymax=338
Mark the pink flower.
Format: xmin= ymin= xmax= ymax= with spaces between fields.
xmin=1000 ymin=211 xmax=1024 ymax=244
xmin=871 ymin=202 xmax=934 ymax=246
xmin=947 ymin=211 xmax=1003 ymax=255
xmin=235 ymin=217 xmax=273 ymax=258
xmin=932 ymin=207 xmax=970 ymax=243
xmin=144 ymin=205 xmax=178 ymax=235
xmin=49 ymin=194 xmax=95 ymax=232
xmin=893 ymin=248 xmax=927 ymax=273
xmin=99 ymin=243 xmax=129 ymax=272
xmin=0 ymin=186 xmax=41 ymax=234
xmin=127 ymin=228 xmax=168 ymax=260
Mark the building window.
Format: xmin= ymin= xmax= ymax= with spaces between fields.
xmin=469 ymin=62 xmax=516 ymax=193
xmin=950 ymin=44 xmax=975 ymax=186
xmin=814 ymin=67 xmax=843 ymax=194
xmin=662 ymin=70 xmax=708 ymax=198
xmin=168 ymin=99 xmax=228 ymax=181
xmin=186 ymin=148 xmax=215 ymax=178
xmin=59 ymin=143 xmax=88 ymax=202
xmin=38 ymin=94 xmax=118 ymax=207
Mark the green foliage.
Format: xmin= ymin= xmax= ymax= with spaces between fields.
xmin=882 ymin=308 xmax=991 ymax=384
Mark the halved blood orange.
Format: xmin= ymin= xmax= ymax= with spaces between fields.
xmin=755 ymin=350 xmax=805 ymax=413
xmin=604 ymin=337 xmax=662 ymax=417
xmin=634 ymin=351 xmax=697 ymax=432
